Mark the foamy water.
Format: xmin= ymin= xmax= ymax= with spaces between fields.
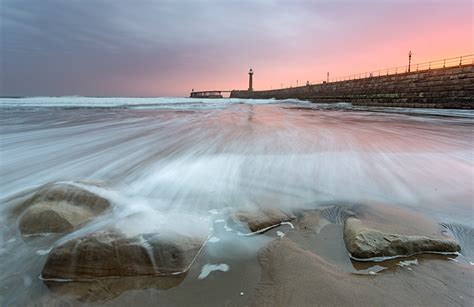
xmin=0 ymin=97 xmax=473 ymax=304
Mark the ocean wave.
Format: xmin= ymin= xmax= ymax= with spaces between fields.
xmin=0 ymin=96 xmax=302 ymax=110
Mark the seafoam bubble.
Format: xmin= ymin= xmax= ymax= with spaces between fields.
xmin=208 ymin=236 xmax=220 ymax=243
xmin=208 ymin=209 xmax=219 ymax=215
xmin=198 ymin=264 xmax=229 ymax=280
xmin=224 ymin=224 xmax=233 ymax=232
xmin=397 ymin=259 xmax=418 ymax=267
xmin=36 ymin=249 xmax=52 ymax=256
xmin=276 ymin=231 xmax=285 ymax=238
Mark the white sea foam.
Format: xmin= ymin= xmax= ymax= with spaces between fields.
xmin=208 ymin=209 xmax=219 ymax=215
xmin=0 ymin=97 xmax=287 ymax=109
xmin=281 ymin=222 xmax=294 ymax=229
xmin=36 ymin=249 xmax=52 ymax=256
xmin=398 ymin=259 xmax=418 ymax=267
xmin=198 ymin=264 xmax=230 ymax=280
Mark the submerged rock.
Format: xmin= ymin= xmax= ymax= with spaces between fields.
xmin=44 ymin=274 xmax=188 ymax=303
xmin=296 ymin=210 xmax=331 ymax=233
xmin=227 ymin=208 xmax=295 ymax=234
xmin=343 ymin=217 xmax=461 ymax=259
xmin=42 ymin=230 xmax=206 ymax=280
xmin=296 ymin=205 xmax=357 ymax=233
xmin=17 ymin=182 xmax=111 ymax=235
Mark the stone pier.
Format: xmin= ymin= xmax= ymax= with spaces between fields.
xmin=231 ymin=64 xmax=474 ymax=109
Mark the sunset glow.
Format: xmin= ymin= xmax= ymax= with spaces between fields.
xmin=1 ymin=0 xmax=472 ymax=97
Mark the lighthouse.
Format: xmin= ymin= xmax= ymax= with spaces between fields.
xmin=248 ymin=68 xmax=254 ymax=91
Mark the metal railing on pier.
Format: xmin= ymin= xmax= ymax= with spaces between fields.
xmin=325 ymin=54 xmax=473 ymax=84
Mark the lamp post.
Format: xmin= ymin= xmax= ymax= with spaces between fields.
xmin=408 ymin=51 xmax=412 ymax=73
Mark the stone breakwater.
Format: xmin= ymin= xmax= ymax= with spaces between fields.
xmin=231 ymin=64 xmax=474 ymax=108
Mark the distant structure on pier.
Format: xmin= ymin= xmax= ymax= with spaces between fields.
xmin=190 ymin=90 xmax=228 ymax=98
xmin=189 ymin=68 xmax=254 ymax=97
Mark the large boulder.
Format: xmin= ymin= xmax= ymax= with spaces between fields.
xmin=18 ymin=182 xmax=111 ymax=235
xmin=343 ymin=217 xmax=461 ymax=259
xmin=41 ymin=230 xmax=206 ymax=280
xmin=227 ymin=207 xmax=295 ymax=234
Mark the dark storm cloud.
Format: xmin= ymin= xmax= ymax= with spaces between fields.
xmin=1 ymin=0 xmax=322 ymax=96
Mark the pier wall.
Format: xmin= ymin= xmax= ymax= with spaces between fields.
xmin=230 ymin=64 xmax=474 ymax=108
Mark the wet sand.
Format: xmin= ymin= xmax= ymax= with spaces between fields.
xmin=251 ymin=236 xmax=473 ymax=306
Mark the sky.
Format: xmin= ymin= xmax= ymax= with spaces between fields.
xmin=0 ymin=0 xmax=472 ymax=97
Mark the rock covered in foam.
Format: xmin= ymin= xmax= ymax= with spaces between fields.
xmin=227 ymin=207 xmax=295 ymax=234
xmin=18 ymin=182 xmax=111 ymax=235
xmin=343 ymin=217 xmax=461 ymax=259
xmin=42 ymin=230 xmax=206 ymax=280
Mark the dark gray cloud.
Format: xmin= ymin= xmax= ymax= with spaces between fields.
xmin=0 ymin=0 xmax=299 ymax=95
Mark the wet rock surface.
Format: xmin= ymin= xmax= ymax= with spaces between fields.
xmin=343 ymin=217 xmax=461 ymax=259
xmin=42 ymin=229 xmax=207 ymax=280
xmin=44 ymin=271 xmax=188 ymax=302
xmin=296 ymin=205 xmax=357 ymax=233
xmin=227 ymin=208 xmax=295 ymax=234
xmin=17 ymin=182 xmax=111 ymax=235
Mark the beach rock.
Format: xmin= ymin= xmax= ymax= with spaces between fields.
xmin=42 ymin=230 xmax=206 ymax=280
xmin=18 ymin=182 xmax=111 ymax=235
xmin=227 ymin=208 xmax=295 ymax=234
xmin=343 ymin=217 xmax=461 ymax=259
